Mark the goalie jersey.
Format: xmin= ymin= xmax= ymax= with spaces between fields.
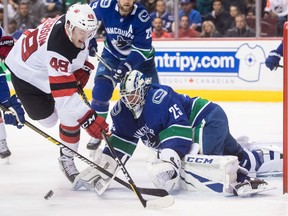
xmin=105 ymin=84 xmax=217 ymax=159
xmin=90 ymin=0 xmax=154 ymax=68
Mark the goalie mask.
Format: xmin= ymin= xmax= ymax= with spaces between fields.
xmin=65 ymin=3 xmax=98 ymax=44
xmin=120 ymin=70 xmax=151 ymax=119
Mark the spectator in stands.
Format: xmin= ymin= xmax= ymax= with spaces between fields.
xmin=15 ymin=0 xmax=38 ymax=31
xmin=150 ymin=0 xmax=174 ymax=33
xmin=179 ymin=0 xmax=202 ymax=32
xmin=0 ymin=8 xmax=3 ymax=27
xmin=203 ymin=0 xmax=232 ymax=36
xmin=28 ymin=0 xmax=47 ymax=25
xmin=7 ymin=18 xmax=23 ymax=40
xmin=45 ymin=0 xmax=64 ymax=18
xmin=152 ymin=17 xmax=172 ymax=39
xmin=177 ymin=15 xmax=200 ymax=38
xmin=165 ymin=0 xmax=174 ymax=14
xmin=225 ymin=14 xmax=255 ymax=37
xmin=229 ymin=4 xmax=241 ymax=28
xmin=139 ymin=0 xmax=157 ymax=13
xmin=264 ymin=0 xmax=288 ymax=36
xmin=200 ymin=20 xmax=221 ymax=37
xmin=196 ymin=0 xmax=213 ymax=17
xmin=7 ymin=0 xmax=18 ymax=20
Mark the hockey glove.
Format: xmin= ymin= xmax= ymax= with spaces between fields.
xmin=74 ymin=61 xmax=94 ymax=89
xmin=0 ymin=36 xmax=14 ymax=60
xmin=113 ymin=61 xmax=132 ymax=82
xmin=265 ymin=50 xmax=282 ymax=71
xmin=2 ymin=95 xmax=25 ymax=129
xmin=78 ymin=109 xmax=109 ymax=140
xmin=88 ymin=38 xmax=98 ymax=57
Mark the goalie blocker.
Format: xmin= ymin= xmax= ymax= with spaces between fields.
xmin=179 ymin=154 xmax=272 ymax=196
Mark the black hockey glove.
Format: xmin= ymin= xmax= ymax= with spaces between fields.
xmin=88 ymin=38 xmax=98 ymax=57
xmin=113 ymin=61 xmax=132 ymax=82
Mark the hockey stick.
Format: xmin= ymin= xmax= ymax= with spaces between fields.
xmin=0 ymin=105 xmax=169 ymax=197
xmin=102 ymin=132 xmax=174 ymax=209
xmin=94 ymin=52 xmax=113 ymax=72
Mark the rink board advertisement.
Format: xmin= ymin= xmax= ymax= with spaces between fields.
xmin=87 ymin=39 xmax=283 ymax=102
xmin=4 ymin=39 xmax=283 ymax=102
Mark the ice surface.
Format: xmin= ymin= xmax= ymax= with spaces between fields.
xmin=0 ymin=102 xmax=287 ymax=216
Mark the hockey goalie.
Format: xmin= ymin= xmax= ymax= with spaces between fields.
xmin=73 ymin=70 xmax=282 ymax=197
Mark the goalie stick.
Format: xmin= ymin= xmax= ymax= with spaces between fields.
xmin=77 ymin=87 xmax=174 ymax=208
xmin=0 ymin=105 xmax=169 ymax=198
xmin=102 ymin=132 xmax=174 ymax=209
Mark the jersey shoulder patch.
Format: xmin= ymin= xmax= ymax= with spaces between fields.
xmin=152 ymin=89 xmax=168 ymax=104
xmin=138 ymin=10 xmax=150 ymax=23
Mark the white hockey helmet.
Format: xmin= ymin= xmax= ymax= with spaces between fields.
xmin=120 ymin=70 xmax=151 ymax=119
xmin=65 ymin=3 xmax=98 ymax=41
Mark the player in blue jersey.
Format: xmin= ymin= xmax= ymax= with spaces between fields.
xmin=0 ymin=27 xmax=25 ymax=159
xmin=265 ymin=41 xmax=283 ymax=71
xmin=74 ymin=70 xmax=281 ymax=196
xmin=87 ymin=0 xmax=159 ymax=150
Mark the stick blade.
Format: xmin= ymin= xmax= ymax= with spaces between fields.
xmin=146 ymin=195 xmax=174 ymax=209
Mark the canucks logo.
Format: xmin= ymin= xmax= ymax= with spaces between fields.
xmin=115 ymin=35 xmax=132 ymax=49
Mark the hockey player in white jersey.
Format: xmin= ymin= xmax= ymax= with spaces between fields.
xmin=5 ymin=3 xmax=109 ymax=183
xmin=73 ymin=70 xmax=281 ymax=196
xmin=0 ymin=27 xmax=26 ymax=159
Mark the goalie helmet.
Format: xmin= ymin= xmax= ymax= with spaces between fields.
xmin=120 ymin=70 xmax=151 ymax=119
xmin=65 ymin=3 xmax=98 ymax=41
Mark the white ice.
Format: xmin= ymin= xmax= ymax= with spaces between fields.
xmin=0 ymin=102 xmax=287 ymax=216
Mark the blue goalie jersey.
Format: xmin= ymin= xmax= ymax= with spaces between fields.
xmin=90 ymin=0 xmax=154 ymax=68
xmin=105 ymin=84 xmax=216 ymax=160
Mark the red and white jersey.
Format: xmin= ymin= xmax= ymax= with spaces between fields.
xmin=5 ymin=15 xmax=89 ymax=94
xmin=5 ymin=15 xmax=91 ymax=126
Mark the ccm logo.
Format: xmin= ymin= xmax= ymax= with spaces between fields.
xmin=82 ymin=114 xmax=96 ymax=129
xmin=186 ymin=157 xmax=213 ymax=164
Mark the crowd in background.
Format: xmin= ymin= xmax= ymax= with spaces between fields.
xmin=0 ymin=0 xmax=287 ymax=40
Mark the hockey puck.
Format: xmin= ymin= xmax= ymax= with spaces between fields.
xmin=44 ymin=190 xmax=54 ymax=200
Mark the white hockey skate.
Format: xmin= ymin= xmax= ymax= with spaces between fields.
xmin=58 ymin=154 xmax=79 ymax=183
xmin=0 ymin=139 xmax=11 ymax=159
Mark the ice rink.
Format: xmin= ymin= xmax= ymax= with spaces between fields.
xmin=0 ymin=101 xmax=287 ymax=216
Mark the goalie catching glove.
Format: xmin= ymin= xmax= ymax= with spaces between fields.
xmin=72 ymin=149 xmax=119 ymax=194
xmin=2 ymin=95 xmax=25 ymax=129
xmin=147 ymin=148 xmax=181 ymax=192
xmin=74 ymin=61 xmax=94 ymax=89
xmin=78 ymin=109 xmax=109 ymax=140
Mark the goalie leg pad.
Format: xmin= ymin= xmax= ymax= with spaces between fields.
xmin=179 ymin=154 xmax=239 ymax=193
xmin=72 ymin=150 xmax=118 ymax=194
xmin=147 ymin=148 xmax=181 ymax=192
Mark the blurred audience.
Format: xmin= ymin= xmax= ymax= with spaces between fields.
xmin=7 ymin=18 xmax=23 ymax=40
xmin=139 ymin=0 xmax=156 ymax=13
xmin=176 ymin=15 xmax=200 ymax=38
xmin=196 ymin=0 xmax=213 ymax=17
xmin=225 ymin=14 xmax=255 ymax=37
xmin=203 ymin=0 xmax=232 ymax=36
xmin=15 ymin=0 xmax=38 ymax=31
xmin=200 ymin=20 xmax=221 ymax=37
xmin=150 ymin=0 xmax=174 ymax=33
xmin=179 ymin=0 xmax=202 ymax=32
xmin=229 ymin=4 xmax=241 ymax=28
xmin=264 ymin=0 xmax=288 ymax=36
xmin=152 ymin=17 xmax=172 ymax=39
